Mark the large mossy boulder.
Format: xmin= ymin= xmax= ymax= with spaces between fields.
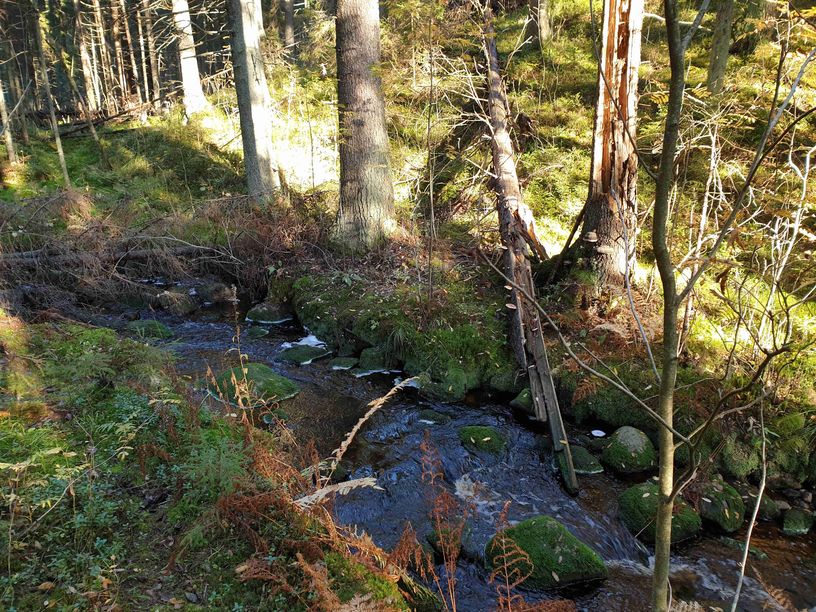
xmin=209 ymin=363 xmax=300 ymax=404
xmin=700 ymin=478 xmax=745 ymax=533
xmin=618 ymin=483 xmax=701 ymax=544
xmin=720 ymin=435 xmax=761 ymax=481
xmin=277 ymin=344 xmax=331 ymax=365
xmin=485 ymin=516 xmax=607 ymax=590
xmin=782 ymin=508 xmax=813 ymax=536
xmin=458 ymin=426 xmax=507 ymax=455
xmin=126 ymin=319 xmax=173 ymax=339
xmin=601 ymin=426 xmax=656 ymax=474
xmin=245 ymin=301 xmax=294 ymax=325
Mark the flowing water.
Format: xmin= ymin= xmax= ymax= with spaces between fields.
xmin=88 ymin=300 xmax=816 ymax=612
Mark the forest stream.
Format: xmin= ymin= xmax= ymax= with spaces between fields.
xmin=82 ymin=293 xmax=816 ymax=612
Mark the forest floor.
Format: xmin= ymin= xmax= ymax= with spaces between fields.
xmin=2 ymin=2 xmax=816 ymax=609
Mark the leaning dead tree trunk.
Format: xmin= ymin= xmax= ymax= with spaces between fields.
xmin=581 ymin=0 xmax=643 ymax=286
xmin=483 ymin=6 xmax=577 ymax=494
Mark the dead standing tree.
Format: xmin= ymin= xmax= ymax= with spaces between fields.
xmin=481 ymin=4 xmax=577 ymax=494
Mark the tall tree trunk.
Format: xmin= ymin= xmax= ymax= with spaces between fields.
xmin=282 ymin=0 xmax=296 ymax=53
xmin=706 ymin=0 xmax=734 ymax=94
xmin=334 ymin=0 xmax=395 ymax=251
xmin=228 ymin=0 xmax=281 ymax=198
xmin=581 ymin=0 xmax=643 ymax=286
xmin=651 ymin=0 xmax=684 ymax=608
xmin=136 ymin=3 xmax=151 ymax=100
xmin=0 ymin=76 xmax=18 ymax=164
xmin=32 ymin=8 xmax=71 ymax=188
xmin=7 ymin=64 xmax=30 ymax=145
xmin=91 ymin=0 xmax=116 ymax=112
xmin=172 ymin=0 xmax=209 ymax=115
xmin=119 ymin=0 xmax=144 ymax=104
xmin=74 ymin=0 xmax=99 ymax=113
xmin=141 ymin=0 xmax=161 ymax=104
xmin=111 ymin=0 xmax=129 ymax=102
xmin=525 ymin=0 xmax=551 ymax=46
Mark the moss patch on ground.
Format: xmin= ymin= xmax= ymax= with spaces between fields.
xmin=618 ymin=483 xmax=701 ymax=545
xmin=485 ymin=515 xmax=607 ymax=590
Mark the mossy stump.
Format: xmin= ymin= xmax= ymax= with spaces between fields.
xmin=458 ymin=426 xmax=507 ymax=455
xmin=485 ymin=516 xmax=607 ymax=590
xmin=618 ymin=482 xmax=701 ymax=544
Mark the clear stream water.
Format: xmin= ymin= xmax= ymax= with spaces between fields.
xmin=89 ymin=302 xmax=816 ymax=612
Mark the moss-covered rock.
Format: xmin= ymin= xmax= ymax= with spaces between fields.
xmin=154 ymin=290 xmax=198 ymax=316
xmin=458 ymin=426 xmax=507 ymax=455
xmin=720 ymin=435 xmax=760 ymax=481
xmin=734 ymin=483 xmax=781 ymax=521
xmin=570 ymin=446 xmax=603 ymax=475
xmin=489 ymin=366 xmax=525 ymax=394
xmin=126 ymin=319 xmax=173 ymax=339
xmin=700 ymin=478 xmax=745 ymax=533
xmin=510 ymin=388 xmax=533 ymax=413
xmin=243 ymin=325 xmax=269 ymax=340
xmin=245 ymin=301 xmax=294 ymax=324
xmin=718 ymin=536 xmax=768 ymax=560
xmin=324 ymin=551 xmax=408 ymax=609
xmin=358 ymin=346 xmax=396 ymax=372
xmin=782 ymin=508 xmax=813 ymax=536
xmin=485 ymin=516 xmax=607 ymax=590
xmin=209 ymin=363 xmax=300 ymax=404
xmin=601 ymin=426 xmax=656 ymax=474
xmin=277 ymin=344 xmax=331 ymax=365
xmin=618 ymin=483 xmax=701 ymax=544
xmin=328 ymin=357 xmax=358 ymax=370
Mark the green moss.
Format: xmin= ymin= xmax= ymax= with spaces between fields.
xmin=458 ymin=426 xmax=507 ymax=455
xmin=700 ymin=479 xmax=745 ymax=533
xmin=718 ymin=536 xmax=768 ymax=560
xmin=244 ymin=326 xmax=270 ymax=340
xmin=328 ymin=357 xmax=358 ymax=370
xmin=245 ymin=301 xmax=294 ymax=324
xmin=734 ymin=483 xmax=780 ymax=521
xmin=601 ymin=426 xmax=656 ymax=474
xmin=569 ymin=446 xmax=603 ymax=475
xmin=618 ymin=483 xmax=701 ymax=544
xmin=324 ymin=551 xmax=408 ymax=609
xmin=720 ymin=434 xmax=760 ymax=481
xmin=209 ymin=363 xmax=300 ymax=404
xmin=485 ymin=515 xmax=607 ymax=590
xmin=510 ymin=388 xmax=533 ymax=413
xmin=126 ymin=319 xmax=173 ymax=339
xmin=358 ymin=346 xmax=396 ymax=371
xmin=277 ymin=344 xmax=331 ymax=365
xmin=782 ymin=508 xmax=813 ymax=536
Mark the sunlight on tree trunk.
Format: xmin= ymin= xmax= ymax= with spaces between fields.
xmin=582 ymin=0 xmax=643 ymax=286
xmin=0 ymin=77 xmax=17 ymax=164
xmin=283 ymin=0 xmax=296 ymax=54
xmin=706 ymin=0 xmax=734 ymax=94
xmin=334 ymin=0 xmax=395 ymax=252
xmin=229 ymin=0 xmax=281 ymax=199
xmin=525 ymin=0 xmax=551 ymax=46
xmin=172 ymin=0 xmax=209 ymax=116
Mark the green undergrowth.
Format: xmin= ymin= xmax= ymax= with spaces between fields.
xmin=0 ymin=312 xmax=405 ymax=610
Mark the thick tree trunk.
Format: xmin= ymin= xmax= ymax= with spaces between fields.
xmin=483 ymin=6 xmax=577 ymax=493
xmin=120 ymin=0 xmax=144 ymax=104
xmin=172 ymin=0 xmax=209 ymax=115
xmin=581 ymin=0 xmax=643 ymax=287
xmin=0 ymin=77 xmax=17 ymax=164
xmin=228 ymin=0 xmax=281 ymax=198
xmin=525 ymin=0 xmax=551 ymax=46
xmin=706 ymin=0 xmax=734 ymax=94
xmin=141 ymin=0 xmax=161 ymax=104
xmin=33 ymin=9 xmax=71 ymax=188
xmin=282 ymin=0 xmax=296 ymax=53
xmin=334 ymin=0 xmax=395 ymax=251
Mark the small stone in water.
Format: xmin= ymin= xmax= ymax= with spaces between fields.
xmin=591 ymin=430 xmax=606 ymax=437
